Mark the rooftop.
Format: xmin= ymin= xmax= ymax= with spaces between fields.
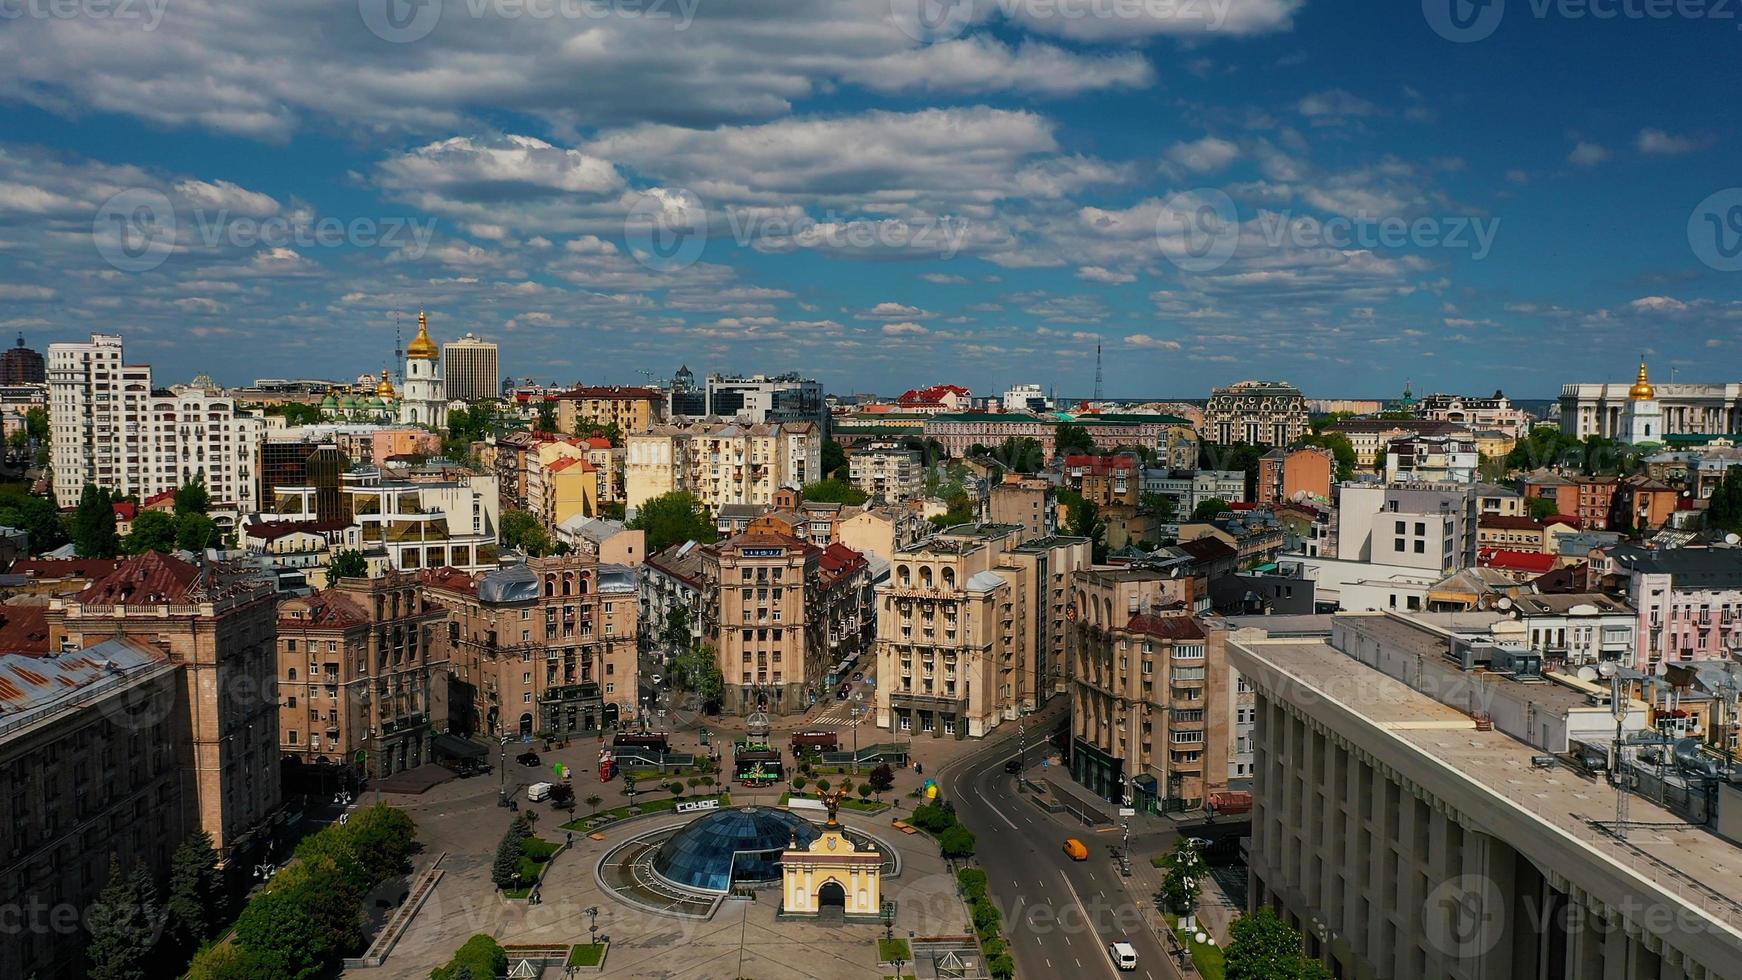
xmin=1231 ymin=632 xmax=1742 ymax=947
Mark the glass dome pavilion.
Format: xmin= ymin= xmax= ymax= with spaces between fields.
xmin=651 ymin=807 xmax=819 ymax=894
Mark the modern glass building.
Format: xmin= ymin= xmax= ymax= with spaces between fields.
xmin=651 ymin=807 xmax=819 ymax=893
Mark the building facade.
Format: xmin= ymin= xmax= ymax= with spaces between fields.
xmin=48 ymin=333 xmax=265 ymax=510
xmin=1560 ymin=368 xmax=1742 ymax=440
xmin=625 ymin=420 xmax=821 ymax=515
xmin=848 ymin=443 xmax=924 ymax=502
xmin=424 ymin=555 xmax=640 ymax=737
xmin=398 ymin=312 xmax=448 ymax=430
xmin=442 ymin=333 xmax=499 ymax=403
xmin=556 ymin=386 xmax=664 ymax=436
xmin=1203 ymin=380 xmax=1309 ymax=447
xmin=1414 ymin=391 xmax=1528 ymax=438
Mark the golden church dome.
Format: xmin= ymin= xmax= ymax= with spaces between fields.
xmin=375 ymin=369 xmax=396 ymax=398
xmin=1628 ymin=361 xmax=1656 ymax=401
xmin=406 ymin=310 xmax=439 ymax=360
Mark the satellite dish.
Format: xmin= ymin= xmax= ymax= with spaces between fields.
xmin=1495 ymin=597 xmax=1513 ymax=610
xmin=1576 ymin=666 xmax=1599 ymax=683
xmin=1727 ymin=533 xmax=1741 ymax=546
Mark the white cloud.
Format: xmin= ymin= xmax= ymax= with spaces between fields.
xmin=1166 ymin=136 xmax=1240 ymax=174
xmin=858 ymin=302 xmax=932 ymax=321
xmin=1076 ymin=266 xmax=1136 ymax=284
xmin=882 ymin=322 xmax=929 ymax=335
xmin=1297 ymin=89 xmax=1381 ymax=121
xmin=1567 ymin=141 xmax=1610 ymax=167
xmin=1635 ymin=129 xmax=1704 ymax=156
xmin=0 ymin=284 xmax=57 ymax=300
xmin=1125 ymin=334 xmax=1181 ymax=350
xmin=1630 ymin=296 xmax=1688 ymax=313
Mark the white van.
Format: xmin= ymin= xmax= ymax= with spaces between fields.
xmin=526 ymin=781 xmax=552 ymax=802
xmin=1109 ymin=941 xmax=1138 ymax=971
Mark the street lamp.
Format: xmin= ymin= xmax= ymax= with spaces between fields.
xmin=586 ymin=905 xmax=600 ymax=948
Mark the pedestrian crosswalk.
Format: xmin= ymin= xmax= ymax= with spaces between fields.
xmin=807 ymin=700 xmax=870 ymax=729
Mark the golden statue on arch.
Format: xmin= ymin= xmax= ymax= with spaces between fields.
xmin=819 ymin=786 xmax=851 ymax=827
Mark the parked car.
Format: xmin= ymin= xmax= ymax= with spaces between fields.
xmin=1003 ymin=759 xmax=1022 ymax=774
xmin=1109 ymin=941 xmax=1138 ymax=971
xmin=516 ymin=751 xmax=541 ymax=767
xmin=836 ymin=684 xmax=852 ymax=700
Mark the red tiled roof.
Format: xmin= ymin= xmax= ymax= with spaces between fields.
xmin=280 ymin=589 xmax=369 ymax=630
xmin=897 ymin=384 xmax=970 ymax=406
xmin=112 ymin=501 xmax=138 ymax=521
xmin=1478 ymin=515 xmax=1544 ymax=531
xmin=9 ymin=558 xmax=120 ymax=581
xmin=584 ymin=437 xmax=612 ymax=450
xmin=0 ymin=603 xmax=51 ymax=655
xmin=243 ymin=519 xmax=351 ymax=543
xmin=716 ymin=530 xmax=819 ymax=556
xmin=1123 ymin=613 xmax=1207 ymax=640
xmin=142 ymin=490 xmax=176 ymax=509
xmin=817 ymin=542 xmax=867 ymax=588
xmin=559 ymin=386 xmax=662 ymax=400
xmin=1542 ymin=515 xmax=1581 ymax=527
xmin=77 ymin=552 xmax=202 ymax=605
xmin=418 ymin=566 xmax=478 ymax=596
xmin=1477 ymin=548 xmax=1556 ymax=573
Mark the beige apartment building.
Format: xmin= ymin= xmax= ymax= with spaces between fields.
xmin=988 ymin=474 xmax=1056 ymax=542
xmin=276 ymin=572 xmax=451 ymax=779
xmin=700 ymin=531 xmax=867 ymax=716
xmin=556 ymin=385 xmax=665 ymax=436
xmin=45 ymin=553 xmax=283 ymax=866
xmin=626 ymin=419 xmax=821 ymax=514
xmin=837 ymin=505 xmax=932 ymax=562
xmin=848 ymin=443 xmax=925 ymax=502
xmin=1068 ymin=566 xmax=1224 ymax=811
xmin=874 ymin=525 xmax=1089 ymax=739
xmin=423 ymin=554 xmax=640 ymax=737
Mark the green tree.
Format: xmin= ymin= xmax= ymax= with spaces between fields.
xmin=800 ymin=478 xmax=868 ymax=506
xmin=25 ymin=405 xmax=49 ymax=443
xmin=432 ymin=935 xmax=508 ymax=980
xmin=1156 ymin=838 xmax=1205 ymax=920
xmin=996 ymin=436 xmax=1046 ymax=473
xmin=492 ymin=817 xmax=532 ymax=890
xmin=6 ymin=427 xmax=27 ymax=453
xmin=232 ymin=878 xmax=349 ymax=980
xmin=535 ymin=400 xmax=558 ymax=433
xmin=330 ymin=549 xmax=368 ymax=579
xmin=938 ymin=824 xmax=976 ymax=859
xmin=1225 ymin=906 xmax=1332 ymax=980
xmin=660 ymin=605 xmax=692 ymax=656
xmin=628 ymin=491 xmax=718 ymax=552
xmin=174 ymin=478 xmax=211 ymax=517
xmin=167 ymin=831 xmax=225 ymax=952
xmin=501 ymin=508 xmax=552 ymax=556
xmin=176 ymin=512 xmax=221 ymax=552
xmin=1191 ymin=498 xmax=1232 ymax=522
xmin=822 ymin=438 xmax=848 ymax=479
xmin=1199 ymin=441 xmax=1267 ymax=499
xmin=1139 ymin=491 xmax=1178 ymax=523
xmin=575 ymin=419 xmax=624 ymax=446
xmin=123 ymin=509 xmax=179 ymax=554
xmin=270 ymin=403 xmax=324 ymax=426
xmin=0 ymin=485 xmax=68 ymax=551
xmin=87 ymin=857 xmax=160 ymax=980
xmin=187 ymin=945 xmax=291 ymax=980
xmin=1309 ymin=411 xmax=1354 ymax=434
xmin=1709 ymin=467 xmax=1742 ymax=536
xmin=1525 ymin=496 xmax=1561 ymax=522
xmin=73 ymin=484 xmax=120 ymax=559
xmin=1062 ymin=493 xmax=1106 ymax=562
xmin=1054 ymin=422 xmax=1095 ymax=456
xmin=869 ymin=763 xmax=896 ymax=794
xmin=674 ymin=644 xmax=725 ymax=713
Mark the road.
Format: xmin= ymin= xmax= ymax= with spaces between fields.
xmin=943 ymin=726 xmax=1184 ymax=980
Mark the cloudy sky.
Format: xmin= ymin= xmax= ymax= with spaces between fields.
xmin=0 ymin=0 xmax=1736 ymax=397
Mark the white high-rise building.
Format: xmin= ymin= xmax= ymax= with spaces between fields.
xmin=442 ymin=332 xmax=498 ymax=403
xmin=398 ymin=311 xmax=447 ymax=430
xmin=48 ymin=333 xmax=263 ymax=511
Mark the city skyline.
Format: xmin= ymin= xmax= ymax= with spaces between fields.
xmin=0 ymin=3 xmax=1735 ymax=393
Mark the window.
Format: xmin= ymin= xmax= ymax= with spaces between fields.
xmin=288 ymin=696 xmax=297 ymax=708
xmin=523 ymin=692 xmax=532 ymax=703
xmin=605 ymin=683 xmax=614 ymax=694
xmin=287 ymin=639 xmax=297 ymax=652
xmin=288 ymin=731 xmax=298 ymax=744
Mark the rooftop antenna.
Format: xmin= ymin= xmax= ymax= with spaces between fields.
xmin=1092 ymin=342 xmax=1104 ymax=402
xmin=1598 ymin=661 xmax=1635 ymax=840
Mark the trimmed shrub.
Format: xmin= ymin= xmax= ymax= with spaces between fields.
xmin=432 ymin=934 xmax=508 ymax=980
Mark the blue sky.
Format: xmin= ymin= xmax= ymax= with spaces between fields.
xmin=0 ymin=0 xmax=1736 ymax=398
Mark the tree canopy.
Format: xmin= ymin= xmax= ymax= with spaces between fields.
xmin=1054 ymin=422 xmax=1096 ymax=456
xmin=0 ymin=485 xmax=67 ymax=551
xmin=330 ymin=549 xmax=368 ymax=579
xmin=628 ymin=491 xmax=718 ymax=552
xmin=1709 ymin=467 xmax=1742 ymax=536
xmin=124 ymin=509 xmax=179 ymax=555
xmin=73 ymin=484 xmax=120 ymax=559
xmin=1225 ymin=907 xmax=1332 ymax=980
xmin=1192 ymin=498 xmax=1232 ymax=521
xmin=1295 ymin=432 xmax=1357 ymax=482
xmin=500 ymin=508 xmax=552 ymax=556
xmin=800 ymin=478 xmax=868 ymax=506
xmin=821 ymin=438 xmax=848 ymax=480
xmin=174 ymin=478 xmax=211 ymax=517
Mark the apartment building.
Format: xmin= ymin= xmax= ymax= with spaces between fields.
xmin=1068 ymin=565 xmax=1218 ymax=809
xmin=837 ymin=505 xmax=932 ymax=562
xmin=275 ymin=467 xmax=502 ymax=572
xmin=874 ymin=525 xmax=1088 ymax=739
xmin=1203 ymin=380 xmax=1308 ymax=446
xmin=625 ymin=419 xmax=821 ymax=514
xmin=423 ymin=555 xmax=640 ymax=737
xmin=1142 ymin=469 xmax=1248 ymax=512
xmin=442 ymin=332 xmax=499 ymax=403
xmin=1614 ymin=545 xmax=1742 ymax=673
xmin=48 ymin=333 xmax=264 ymax=510
xmin=0 ymin=639 xmax=181 ymax=980
xmin=276 ymin=573 xmax=450 ymax=778
xmin=923 ymin=412 xmax=1193 ymax=458
xmin=1414 ymin=390 xmax=1529 ymax=438
xmin=555 ymin=385 xmax=664 ymax=436
xmin=848 ymin=443 xmax=924 ymax=502
xmin=700 ymin=532 xmax=827 ymax=715
xmin=641 ymin=540 xmax=707 ymax=653
xmin=1384 ymin=433 xmax=1480 ymax=484
xmin=45 ymin=554 xmax=283 ymax=867
xmin=1335 ymin=483 xmax=1479 ymax=574
xmin=704 ymin=372 xmax=826 ymax=427
xmin=988 ymin=475 xmax=1056 ymax=542
xmin=1230 ymin=612 xmax=1739 ymax=980
xmin=1258 ymin=446 xmax=1334 ymax=503
xmin=1323 ymin=418 xmax=1472 ymax=468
